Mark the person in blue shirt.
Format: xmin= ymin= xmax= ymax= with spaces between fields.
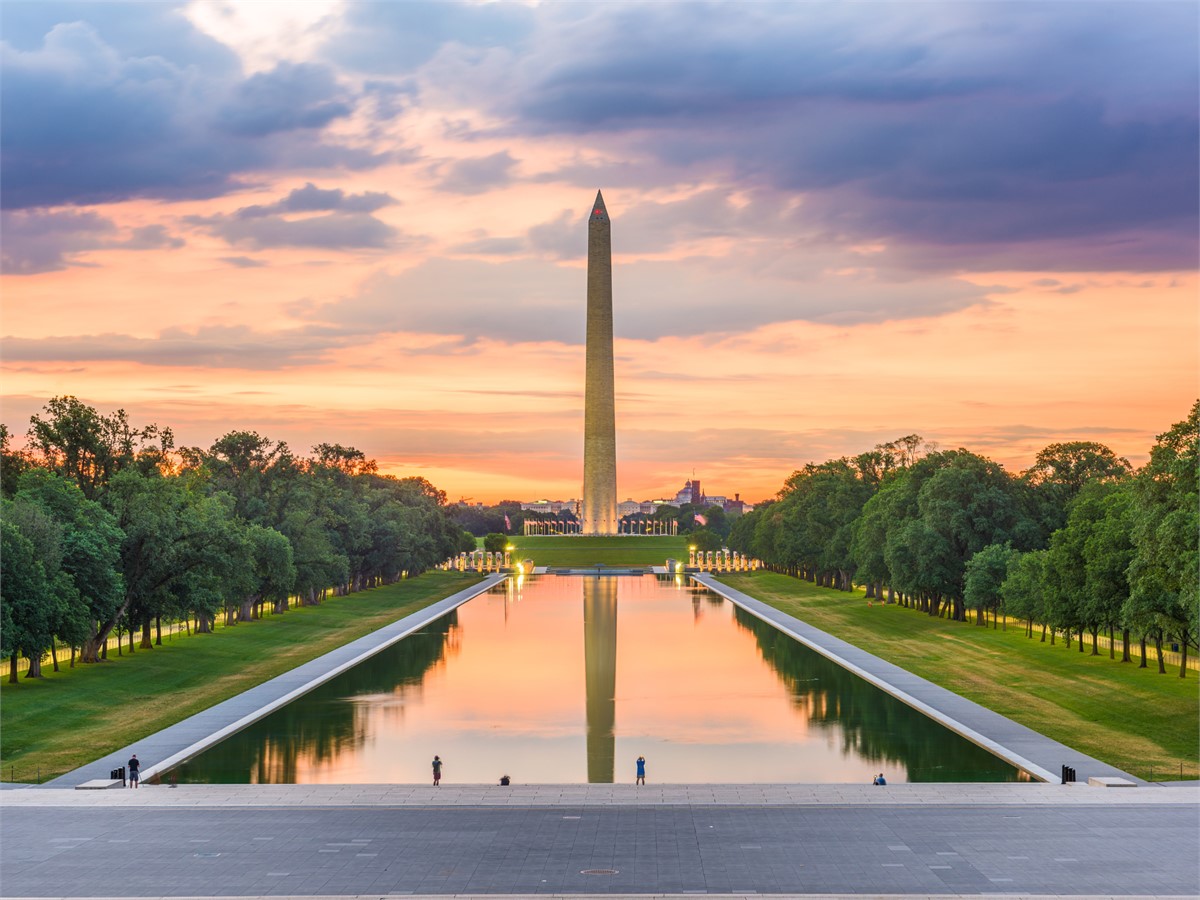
xmin=636 ymin=756 xmax=646 ymax=785
xmin=872 ymin=773 xmax=886 ymax=785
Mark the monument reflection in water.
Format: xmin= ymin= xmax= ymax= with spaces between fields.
xmin=170 ymin=576 xmax=1023 ymax=784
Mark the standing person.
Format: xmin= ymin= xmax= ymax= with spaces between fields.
xmin=127 ymin=754 xmax=140 ymax=789
xmin=636 ymin=756 xmax=646 ymax=786
xmin=432 ymin=755 xmax=442 ymax=787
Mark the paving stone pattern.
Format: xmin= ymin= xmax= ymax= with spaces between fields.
xmin=2 ymin=802 xmax=1197 ymax=897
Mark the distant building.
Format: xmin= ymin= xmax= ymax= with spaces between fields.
xmin=673 ymin=479 xmax=702 ymax=506
xmin=722 ymin=493 xmax=747 ymax=516
xmin=618 ymin=499 xmax=642 ymax=517
xmin=521 ymin=499 xmax=578 ymax=514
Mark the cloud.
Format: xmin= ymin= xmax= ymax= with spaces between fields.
xmin=1 ymin=17 xmax=371 ymax=209
xmin=321 ymin=1 xmax=535 ymax=75
xmin=235 ymin=182 xmax=396 ymax=217
xmin=0 ymin=324 xmax=348 ymax=369
xmin=298 ymin=249 xmax=994 ymax=345
xmin=436 ymin=151 xmax=518 ymax=195
xmin=215 ymin=62 xmax=352 ymax=137
xmin=422 ymin=2 xmax=1198 ymax=273
xmin=219 ymin=256 xmax=267 ymax=268
xmin=1 ymin=209 xmax=184 ymax=274
xmin=184 ymin=184 xmax=404 ymax=250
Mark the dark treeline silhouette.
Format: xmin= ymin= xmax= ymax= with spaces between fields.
xmin=1 ymin=397 xmax=475 ymax=682
xmin=727 ymin=403 xmax=1198 ymax=677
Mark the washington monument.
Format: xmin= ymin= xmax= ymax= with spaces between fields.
xmin=581 ymin=190 xmax=618 ymax=535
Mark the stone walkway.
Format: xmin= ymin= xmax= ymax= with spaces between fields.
xmin=2 ymin=784 xmax=1196 ymax=897
xmin=694 ymin=575 xmax=1138 ymax=784
xmin=45 ymin=575 xmax=504 ymax=788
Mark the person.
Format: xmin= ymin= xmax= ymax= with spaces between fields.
xmin=873 ymin=773 xmax=886 ymax=786
xmin=432 ymin=755 xmax=442 ymax=786
xmin=127 ymin=754 xmax=140 ymax=789
xmin=636 ymin=756 xmax=646 ymax=786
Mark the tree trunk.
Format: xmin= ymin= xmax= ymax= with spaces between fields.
xmin=51 ymin=636 xmax=60 ymax=672
xmin=26 ymin=654 xmax=42 ymax=678
xmin=1078 ymin=629 xmax=1085 ymax=652
xmin=70 ymin=645 xmax=76 ymax=668
xmin=886 ymin=584 xmax=893 ymax=603
xmin=196 ymin=613 xmax=212 ymax=634
xmin=140 ymin=613 xmax=153 ymax=650
xmin=865 ymin=582 xmax=876 ymax=599
xmin=8 ymin=655 xmax=16 ymax=684
xmin=274 ymin=595 xmax=289 ymax=614
xmin=1091 ymin=629 xmax=1099 ymax=655
xmin=1155 ymin=631 xmax=1166 ymax=674
xmin=1050 ymin=627 xmax=1055 ymax=646
xmin=1139 ymin=635 xmax=1147 ymax=668
xmin=1180 ymin=636 xmax=1189 ymax=678
xmin=155 ymin=616 xmax=162 ymax=646
xmin=1121 ymin=629 xmax=1130 ymax=663
xmin=1108 ymin=626 xmax=1114 ymax=659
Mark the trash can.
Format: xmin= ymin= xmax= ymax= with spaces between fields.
xmin=111 ymin=766 xmax=126 ymax=786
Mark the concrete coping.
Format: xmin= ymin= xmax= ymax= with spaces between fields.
xmin=75 ymin=779 xmax=124 ymax=790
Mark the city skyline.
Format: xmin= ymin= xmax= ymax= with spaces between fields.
xmin=2 ymin=2 xmax=1196 ymax=504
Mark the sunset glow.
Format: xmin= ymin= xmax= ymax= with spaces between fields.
xmin=3 ymin=2 xmax=1196 ymax=502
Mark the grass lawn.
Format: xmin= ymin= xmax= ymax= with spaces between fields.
xmin=719 ymin=572 xmax=1199 ymax=782
xmin=0 ymin=571 xmax=482 ymax=783
xmin=509 ymin=534 xmax=689 ymax=567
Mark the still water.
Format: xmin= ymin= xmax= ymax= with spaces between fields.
xmin=171 ymin=575 xmax=1023 ymax=784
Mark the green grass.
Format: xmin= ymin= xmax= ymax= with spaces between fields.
xmin=509 ymin=534 xmax=689 ymax=567
xmin=719 ymin=572 xmax=1199 ymax=782
xmin=0 ymin=571 xmax=482 ymax=783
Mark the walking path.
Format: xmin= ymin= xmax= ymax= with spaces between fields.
xmin=44 ymin=574 xmax=505 ymax=789
xmin=693 ymin=574 xmax=1138 ymax=784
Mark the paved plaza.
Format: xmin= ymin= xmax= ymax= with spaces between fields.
xmin=1 ymin=783 xmax=1198 ymax=897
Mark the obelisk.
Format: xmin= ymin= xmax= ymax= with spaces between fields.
xmin=582 ymin=190 xmax=618 ymax=535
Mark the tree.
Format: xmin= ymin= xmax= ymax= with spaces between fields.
xmin=483 ymin=532 xmax=508 ymax=553
xmin=1 ymin=520 xmax=56 ymax=682
xmin=1001 ymin=549 xmax=1049 ymax=640
xmin=26 ymin=396 xmax=173 ymax=499
xmin=882 ymin=451 xmax=1040 ymax=621
xmin=85 ymin=469 xmax=241 ymax=660
xmin=689 ymin=528 xmax=723 ymax=552
xmin=10 ymin=469 xmax=123 ymax=664
xmin=964 ymin=543 xmax=1017 ymax=627
xmin=1024 ymin=441 xmax=1132 ymax=533
xmin=1084 ymin=483 xmax=1136 ymax=662
xmin=1125 ymin=402 xmax=1198 ymax=676
xmin=1 ymin=424 xmax=32 ymax=498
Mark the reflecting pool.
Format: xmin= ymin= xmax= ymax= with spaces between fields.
xmin=170 ymin=575 xmax=1024 ymax=784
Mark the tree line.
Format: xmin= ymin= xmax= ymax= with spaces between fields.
xmin=727 ymin=404 xmax=1198 ymax=677
xmin=1 ymin=397 xmax=475 ymax=683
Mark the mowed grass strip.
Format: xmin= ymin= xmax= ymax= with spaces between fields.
xmin=0 ymin=571 xmax=483 ymax=782
xmin=719 ymin=572 xmax=1199 ymax=782
xmin=511 ymin=535 xmax=689 ymax=567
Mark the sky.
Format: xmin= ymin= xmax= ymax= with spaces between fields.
xmin=2 ymin=1 xmax=1197 ymax=505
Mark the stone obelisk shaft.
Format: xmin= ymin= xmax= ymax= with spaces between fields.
xmin=582 ymin=191 xmax=617 ymax=535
